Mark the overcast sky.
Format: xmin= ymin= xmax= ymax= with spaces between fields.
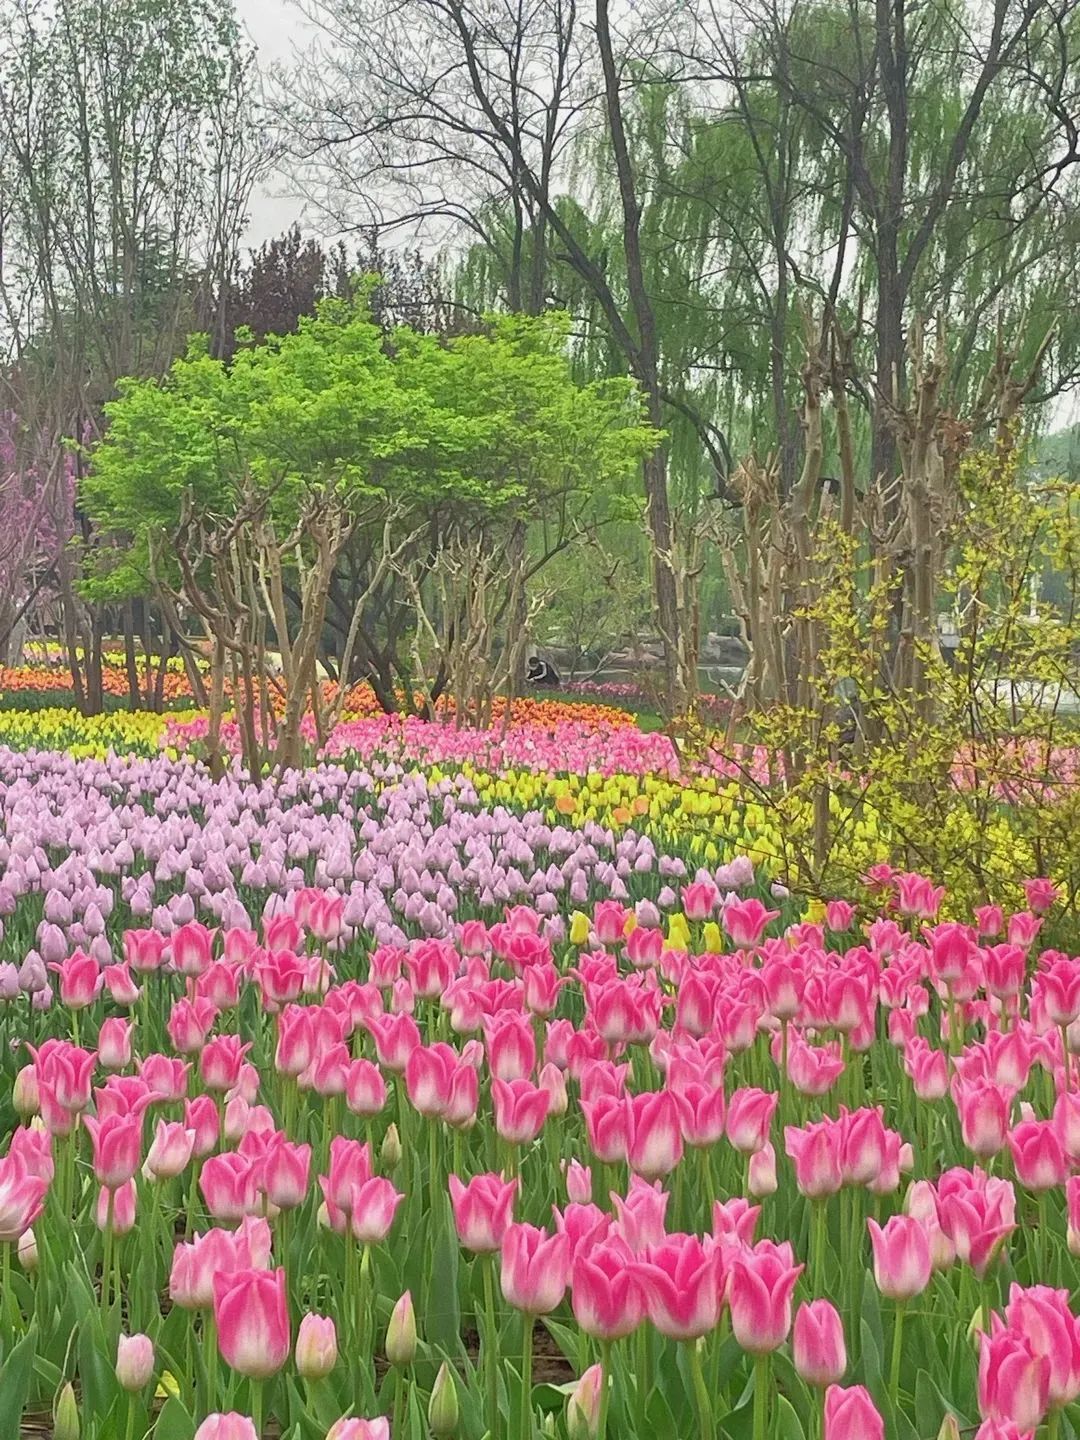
xmin=235 ymin=0 xmax=314 ymax=247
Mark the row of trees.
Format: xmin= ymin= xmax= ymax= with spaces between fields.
xmin=3 ymin=0 xmax=1080 ymax=775
xmin=281 ymin=0 xmax=1080 ymax=710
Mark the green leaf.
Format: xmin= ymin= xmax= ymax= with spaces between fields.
xmin=0 ymin=1326 xmax=37 ymax=1440
xmin=153 ymin=1394 xmax=196 ymax=1440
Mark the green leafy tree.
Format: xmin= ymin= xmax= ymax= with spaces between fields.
xmin=84 ymin=297 xmax=654 ymax=769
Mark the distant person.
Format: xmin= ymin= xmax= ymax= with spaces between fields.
xmin=526 ymin=655 xmax=560 ymax=687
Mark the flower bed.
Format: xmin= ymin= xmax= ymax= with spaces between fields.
xmin=0 ymin=742 xmax=1073 ymax=1440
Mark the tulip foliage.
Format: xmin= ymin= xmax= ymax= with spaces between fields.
xmin=0 ymin=746 xmax=1079 ymax=1440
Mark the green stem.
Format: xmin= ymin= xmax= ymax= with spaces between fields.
xmin=752 ymin=1353 xmax=769 ymax=1440
xmin=124 ymin=1394 xmax=137 ymax=1440
xmin=203 ymin=1315 xmax=217 ymax=1413
xmin=250 ymin=1377 xmax=264 ymax=1438
xmin=688 ymin=1340 xmax=715 ymax=1440
xmin=101 ymin=1192 xmax=115 ymax=1318
xmin=597 ymin=1340 xmax=613 ymax=1440
xmin=1048 ymin=1407 xmax=1062 ymax=1440
xmin=484 ymin=1255 xmax=501 ymax=1440
xmin=890 ymin=1302 xmax=906 ymax=1409
xmin=520 ymin=1315 xmax=533 ymax=1440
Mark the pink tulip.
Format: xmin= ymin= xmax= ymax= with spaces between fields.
xmin=200 ymin=1035 xmax=251 ymax=1092
xmin=263 ymin=1138 xmax=311 ymax=1211
xmin=319 ymin=1137 xmax=372 ymax=1214
xmin=501 ymin=1222 xmax=570 ymax=1314
xmin=722 ymin=898 xmax=779 ymax=949
xmin=748 ymin=1142 xmax=778 ymax=1198
xmin=326 ymin=1420 xmax=391 ymax=1440
xmin=1009 ymin=1121 xmax=1068 ymax=1192
xmin=185 ymin=1095 xmax=220 ymax=1157
xmin=565 ymin=1160 xmax=592 ymax=1204
xmin=97 ymin=1180 xmax=136 ymax=1234
xmin=405 ymin=1043 xmax=458 ymax=1118
xmin=0 ymin=1151 xmax=48 ymax=1241
xmin=213 ymin=1266 xmax=290 ymax=1378
xmin=116 ymin=1333 xmax=154 ymax=1391
xmin=593 ymin=900 xmax=629 ymax=944
xmin=366 ymin=1012 xmax=421 ymax=1072
xmin=903 ymin=1039 xmax=949 ymax=1101
xmin=866 ymin=1215 xmax=932 ymax=1301
xmin=954 ymin=1077 xmax=1014 ymax=1159
xmin=630 ymin=1234 xmax=724 ymax=1339
xmin=726 ymin=1087 xmax=778 ymax=1154
xmin=579 ymin=1091 xmax=628 ymax=1163
xmin=84 ymin=1111 xmax=144 ymax=1189
xmin=823 ymin=1384 xmax=884 ymax=1440
xmin=143 ymin=1119 xmax=196 ymax=1181
xmin=98 ymin=1017 xmax=134 ymax=1070
xmin=626 ymin=1090 xmax=683 ymax=1180
xmin=825 ymin=900 xmax=855 ymax=932
xmin=172 ymin=922 xmax=215 ymax=977
xmin=978 ymin=1315 xmax=1050 ymax=1432
xmin=1004 ymin=1283 xmax=1080 ymax=1408
xmin=728 ymin=1239 xmax=803 ymax=1353
xmin=167 ymin=997 xmax=219 ymax=1054
xmin=492 ymin=1077 xmax=550 ymax=1146
xmin=973 ymin=1422 xmax=1035 ymax=1440
xmin=571 ymin=1237 xmax=646 ymax=1339
xmin=200 ymin=1153 xmax=259 ymax=1222
xmin=345 ymin=1059 xmax=387 ymax=1117
xmin=139 ymin=1054 xmax=190 ymax=1103
xmin=123 ymin=930 xmax=166 ymax=973
xmin=794 ymin=1301 xmax=846 ymax=1387
xmin=295 ymin=1313 xmax=338 ymax=1380
xmin=346 ymin=1177 xmax=403 ymax=1244
xmin=484 ymin=1012 xmax=537 ymax=1081
xmin=49 ymin=951 xmax=104 ymax=1009
xmin=1024 ymin=878 xmax=1059 ymax=915
xmin=937 ymin=1168 xmax=1016 ymax=1278
xmin=682 ymin=881 xmax=718 ymax=921
xmin=671 ymin=1080 xmax=726 ymax=1148
xmin=193 ymin=1416 xmax=259 ymax=1440
xmin=784 ymin=1121 xmax=843 ymax=1198
xmin=711 ymin=1197 xmax=760 ymax=1246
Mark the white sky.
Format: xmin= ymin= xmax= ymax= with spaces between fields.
xmin=235 ymin=0 xmax=313 ymax=246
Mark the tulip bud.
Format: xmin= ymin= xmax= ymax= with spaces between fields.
xmin=567 ymin=1364 xmax=603 ymax=1440
xmin=386 ymin=1291 xmax=417 ymax=1367
xmin=967 ymin=1305 xmax=988 ymax=1343
xmin=428 ymin=1361 xmax=459 ymax=1437
xmin=569 ymin=912 xmax=591 ymax=945
xmin=17 ymin=1228 xmax=38 ymax=1271
xmin=747 ymin=1142 xmax=778 ymax=1198
xmin=937 ymin=1416 xmax=961 ymax=1440
xmin=13 ymin=1065 xmax=38 ymax=1117
xmin=54 ymin=1382 xmax=80 ymax=1440
xmin=116 ymin=1334 xmax=154 ymax=1392
xmin=295 ymin=1313 xmax=338 ymax=1380
xmin=380 ymin=1124 xmax=402 ymax=1170
xmin=702 ymin=922 xmax=723 ymax=953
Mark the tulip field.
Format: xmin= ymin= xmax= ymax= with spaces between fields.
xmin=0 ymin=695 xmax=1077 ymax=1440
